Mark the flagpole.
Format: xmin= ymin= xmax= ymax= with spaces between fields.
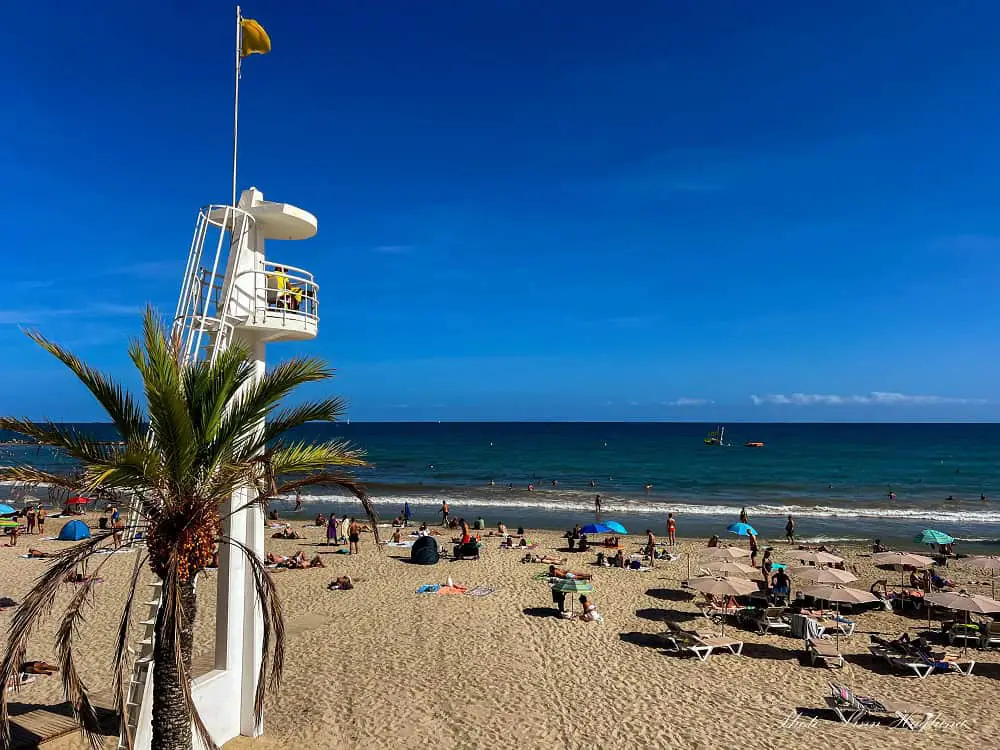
xmin=232 ymin=5 xmax=242 ymax=207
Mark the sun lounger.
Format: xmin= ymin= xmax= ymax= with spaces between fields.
xmin=806 ymin=638 xmax=843 ymax=668
xmin=946 ymin=622 xmax=981 ymax=646
xmin=826 ymin=682 xmax=934 ymax=730
xmin=870 ymin=644 xmax=975 ymax=678
xmin=659 ymin=623 xmax=744 ymax=661
xmin=749 ymin=606 xmax=791 ymax=635
xmin=979 ymin=621 xmax=1000 ymax=649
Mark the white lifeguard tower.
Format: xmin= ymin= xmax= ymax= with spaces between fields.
xmin=121 ymin=186 xmax=320 ymax=749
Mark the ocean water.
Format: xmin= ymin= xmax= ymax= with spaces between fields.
xmin=3 ymin=422 xmax=999 ymax=550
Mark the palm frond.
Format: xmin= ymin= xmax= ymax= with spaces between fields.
xmin=275 ymin=471 xmax=380 ymax=546
xmin=0 ymin=419 xmax=122 ymax=468
xmin=0 ymin=533 xmax=115 ymax=749
xmin=251 ymin=397 xmax=349 ymax=451
xmin=23 ymin=329 xmax=145 ymax=442
xmin=0 ymin=466 xmax=81 ymax=491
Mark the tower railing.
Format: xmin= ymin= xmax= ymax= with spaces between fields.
xmin=232 ymin=260 xmax=320 ymax=328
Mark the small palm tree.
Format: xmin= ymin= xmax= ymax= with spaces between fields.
xmin=0 ymin=309 xmax=376 ymax=750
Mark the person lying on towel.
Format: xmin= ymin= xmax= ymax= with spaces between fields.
xmin=548 ymin=565 xmax=592 ymax=580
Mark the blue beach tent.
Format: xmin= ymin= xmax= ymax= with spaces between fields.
xmin=58 ymin=519 xmax=91 ymax=541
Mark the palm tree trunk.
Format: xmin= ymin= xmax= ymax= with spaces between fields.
xmin=151 ymin=580 xmax=197 ymax=750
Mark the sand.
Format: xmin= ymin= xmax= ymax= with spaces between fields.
xmin=3 ymin=514 xmax=999 ymax=750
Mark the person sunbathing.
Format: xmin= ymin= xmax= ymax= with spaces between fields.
xmin=267 ymin=551 xmax=322 ymax=568
xmin=548 ymin=564 xmax=592 ymax=580
xmin=327 ymin=575 xmax=354 ymax=590
xmin=389 ymin=529 xmax=403 ymax=543
xmin=314 ymin=514 xmax=327 ymax=527
xmin=26 ymin=548 xmax=52 ymax=558
xmin=522 ymin=553 xmax=565 ymax=564
xmin=19 ymin=661 xmax=58 ymax=676
xmin=271 ymin=527 xmax=303 ymax=540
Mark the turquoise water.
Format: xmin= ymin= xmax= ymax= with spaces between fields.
xmin=3 ymin=422 xmax=999 ymax=548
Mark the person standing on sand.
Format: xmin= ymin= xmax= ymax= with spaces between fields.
xmin=748 ymin=532 xmax=759 ymax=567
xmin=327 ymin=514 xmax=339 ymax=545
xmin=645 ymin=529 xmax=656 ymax=568
xmin=440 ymin=501 xmax=450 ymax=526
xmin=37 ymin=507 xmax=46 ymax=535
xmin=594 ymin=494 xmax=602 ymax=514
xmin=785 ymin=515 xmax=795 ymax=543
xmin=667 ymin=513 xmax=676 ymax=546
xmin=739 ymin=507 xmax=749 ymax=525
xmin=348 ymin=518 xmax=361 ymax=555
xmin=294 ymin=490 xmax=302 ymax=512
xmin=25 ymin=506 xmax=36 ymax=535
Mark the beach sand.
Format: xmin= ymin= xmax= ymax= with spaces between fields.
xmin=3 ymin=515 xmax=999 ymax=750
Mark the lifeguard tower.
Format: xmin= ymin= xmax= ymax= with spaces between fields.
xmin=121 ymin=186 xmax=320 ymax=749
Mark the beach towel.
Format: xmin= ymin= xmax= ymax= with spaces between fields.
xmin=39 ymin=536 xmax=58 ymax=541
xmin=532 ymin=572 xmax=551 ymax=581
xmin=437 ymin=585 xmax=468 ymax=595
xmin=386 ymin=541 xmax=413 ymax=548
xmin=416 ymin=584 xmax=440 ymax=594
xmin=332 ymin=548 xmax=351 ymax=554
xmin=93 ymin=548 xmax=131 ymax=555
xmin=466 ymin=586 xmax=495 ymax=597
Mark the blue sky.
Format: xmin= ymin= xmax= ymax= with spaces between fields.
xmin=2 ymin=2 xmax=1000 ymax=421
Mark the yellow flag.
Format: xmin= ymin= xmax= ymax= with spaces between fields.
xmin=240 ymin=18 xmax=271 ymax=58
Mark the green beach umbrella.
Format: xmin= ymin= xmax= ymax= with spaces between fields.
xmin=552 ymin=578 xmax=593 ymax=594
xmin=914 ymin=529 xmax=954 ymax=545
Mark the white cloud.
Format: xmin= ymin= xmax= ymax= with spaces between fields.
xmin=750 ymin=392 xmax=986 ymax=406
xmin=662 ymin=398 xmax=714 ymax=407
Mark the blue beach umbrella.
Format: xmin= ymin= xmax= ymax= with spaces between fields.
xmin=727 ymin=522 xmax=758 ymax=537
xmin=580 ymin=523 xmax=612 ymax=535
xmin=914 ymin=529 xmax=954 ymax=545
xmin=0 ymin=504 xmax=16 ymax=516
xmin=603 ymin=521 xmax=628 ymax=534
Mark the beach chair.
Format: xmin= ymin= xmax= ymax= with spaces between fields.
xmin=806 ymin=638 xmax=844 ymax=668
xmin=659 ymin=623 xmax=744 ymax=661
xmin=825 ymin=682 xmax=934 ymax=730
xmin=871 ymin=643 xmax=975 ymax=678
xmin=979 ymin=621 xmax=1000 ymax=649
xmin=946 ymin=622 xmax=981 ymax=646
xmin=749 ymin=606 xmax=791 ymax=635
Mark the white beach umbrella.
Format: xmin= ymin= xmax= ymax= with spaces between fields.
xmin=872 ymin=551 xmax=935 ymax=588
xmin=687 ymin=575 xmax=759 ymax=635
xmin=802 ymin=584 xmax=878 ymax=648
xmin=925 ymin=591 xmax=1000 ymax=653
xmin=703 ymin=561 xmax=761 ymax=578
xmin=794 ymin=550 xmax=844 ymax=565
xmin=789 ymin=566 xmax=857 ymax=584
xmin=703 ymin=547 xmax=752 ymax=560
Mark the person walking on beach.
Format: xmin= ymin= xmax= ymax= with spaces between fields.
xmin=440 ymin=501 xmax=450 ymax=526
xmin=667 ymin=513 xmax=676 ymax=546
xmin=739 ymin=507 xmax=749 ymax=525
xmin=294 ymin=490 xmax=302 ymax=512
xmin=348 ymin=518 xmax=361 ymax=555
xmin=594 ymin=494 xmax=602 ymax=514
xmin=645 ymin=529 xmax=657 ymax=568
xmin=785 ymin=515 xmax=795 ymax=544
xmin=748 ymin=532 xmax=759 ymax=567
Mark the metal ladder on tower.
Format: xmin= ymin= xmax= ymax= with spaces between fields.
xmin=117 ymin=578 xmax=163 ymax=750
xmin=117 ymin=204 xmax=252 ymax=748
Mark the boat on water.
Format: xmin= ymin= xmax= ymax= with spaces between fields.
xmin=744 ymin=441 xmax=765 ymax=448
xmin=704 ymin=426 xmax=725 ymax=446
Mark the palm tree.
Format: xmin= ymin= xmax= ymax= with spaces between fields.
xmin=0 ymin=308 xmax=377 ymax=750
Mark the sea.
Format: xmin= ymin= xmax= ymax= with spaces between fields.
xmin=3 ymin=421 xmax=999 ymax=551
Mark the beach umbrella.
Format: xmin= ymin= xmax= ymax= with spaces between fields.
xmin=580 ymin=523 xmax=612 ymax=535
xmin=962 ymin=556 xmax=1000 ymax=598
xmin=552 ymin=578 xmax=593 ymax=594
xmin=802 ymin=584 xmax=878 ymax=648
xmin=914 ymin=529 xmax=954 ymax=546
xmin=703 ymin=561 xmax=760 ymax=578
xmin=794 ymin=550 xmax=844 ymax=565
xmin=703 ymin=547 xmax=752 ymax=560
xmin=872 ymin=551 xmax=935 ymax=588
xmin=925 ymin=591 xmax=1000 ymax=653
xmin=603 ymin=521 xmax=628 ymax=534
xmin=790 ymin=566 xmax=857 ymax=584
xmin=726 ymin=522 xmax=757 ymax=537
xmin=687 ymin=575 xmax=759 ymax=635
xmin=0 ymin=504 xmax=16 ymax=515
xmin=552 ymin=578 xmax=593 ymax=614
